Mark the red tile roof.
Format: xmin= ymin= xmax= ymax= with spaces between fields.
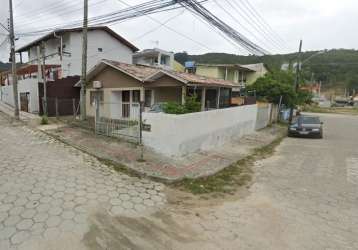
xmin=102 ymin=60 xmax=236 ymax=87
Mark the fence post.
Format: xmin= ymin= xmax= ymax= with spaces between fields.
xmin=95 ymin=94 xmax=100 ymax=135
xmin=55 ymin=97 xmax=59 ymax=119
xmin=139 ymin=101 xmax=144 ymax=161
xmin=72 ymin=99 xmax=76 ymax=120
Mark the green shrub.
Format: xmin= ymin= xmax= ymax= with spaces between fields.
xmin=163 ymin=102 xmax=186 ymax=114
xmin=184 ymin=95 xmax=201 ymax=113
xmin=41 ymin=115 xmax=48 ymax=125
xmin=163 ymin=94 xmax=201 ymax=114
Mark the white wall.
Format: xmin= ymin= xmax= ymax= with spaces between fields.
xmin=255 ymin=104 xmax=272 ymax=130
xmin=69 ymin=30 xmax=134 ymax=76
xmin=142 ymin=105 xmax=258 ymax=156
xmin=0 ymin=79 xmax=39 ymax=113
xmin=26 ymin=30 xmax=134 ymax=77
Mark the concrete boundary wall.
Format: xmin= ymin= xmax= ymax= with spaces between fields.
xmin=256 ymin=104 xmax=272 ymax=130
xmin=256 ymin=103 xmax=279 ymax=130
xmin=0 ymin=79 xmax=39 ymax=113
xmin=143 ymin=105 xmax=258 ymax=156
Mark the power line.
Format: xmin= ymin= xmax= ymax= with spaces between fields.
xmin=238 ymin=0 xmax=287 ymax=48
xmin=116 ymin=0 xmax=213 ymax=51
xmin=16 ymin=0 xmax=196 ymax=36
xmin=183 ymin=4 xmax=247 ymax=54
xmin=0 ymin=37 xmax=9 ymax=48
xmin=179 ymin=0 xmax=269 ymax=55
xmin=14 ymin=0 xmax=79 ymax=21
xmin=0 ymin=23 xmax=9 ymax=33
xmin=222 ymin=0 xmax=285 ymax=51
xmin=213 ymin=0 xmax=273 ymax=52
xmin=15 ymin=0 xmax=109 ymax=28
xmin=132 ymin=10 xmax=185 ymax=41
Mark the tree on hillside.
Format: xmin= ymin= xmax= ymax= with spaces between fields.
xmin=175 ymin=49 xmax=358 ymax=88
xmin=345 ymin=73 xmax=358 ymax=94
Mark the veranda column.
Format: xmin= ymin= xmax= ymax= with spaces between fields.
xmin=216 ymin=87 xmax=221 ymax=109
xmin=201 ymin=87 xmax=206 ymax=111
xmin=181 ymin=86 xmax=187 ymax=105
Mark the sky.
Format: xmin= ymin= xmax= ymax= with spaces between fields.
xmin=0 ymin=0 xmax=358 ymax=62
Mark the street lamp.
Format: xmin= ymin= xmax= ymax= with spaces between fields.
xmin=288 ymin=46 xmax=327 ymax=124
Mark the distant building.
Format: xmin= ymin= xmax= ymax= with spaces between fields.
xmin=185 ymin=63 xmax=268 ymax=89
xmin=133 ymin=48 xmax=174 ymax=70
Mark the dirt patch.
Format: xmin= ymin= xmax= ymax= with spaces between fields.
xmin=170 ymin=135 xmax=285 ymax=195
xmin=83 ymin=211 xmax=200 ymax=250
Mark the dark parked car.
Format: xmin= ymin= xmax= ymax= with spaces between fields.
xmin=288 ymin=115 xmax=323 ymax=138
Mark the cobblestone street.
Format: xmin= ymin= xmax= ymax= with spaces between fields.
xmin=1 ymin=111 xmax=358 ymax=250
xmin=0 ymin=113 xmax=165 ymax=249
xmin=81 ymin=112 xmax=358 ymax=250
xmin=159 ymin=113 xmax=358 ymax=250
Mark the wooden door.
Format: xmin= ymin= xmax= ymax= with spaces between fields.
xmin=20 ymin=92 xmax=29 ymax=112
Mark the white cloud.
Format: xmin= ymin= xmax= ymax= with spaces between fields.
xmin=1 ymin=0 xmax=358 ymax=62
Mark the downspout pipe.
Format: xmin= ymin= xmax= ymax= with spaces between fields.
xmin=53 ymin=31 xmax=63 ymax=62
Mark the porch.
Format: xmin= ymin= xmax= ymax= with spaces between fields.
xmin=92 ymin=86 xmax=232 ymax=120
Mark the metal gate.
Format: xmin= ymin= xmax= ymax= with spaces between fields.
xmin=95 ymin=101 xmax=141 ymax=143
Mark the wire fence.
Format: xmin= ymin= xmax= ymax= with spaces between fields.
xmin=94 ymin=102 xmax=141 ymax=143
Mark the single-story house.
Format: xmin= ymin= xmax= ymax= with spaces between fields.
xmin=81 ymin=59 xmax=237 ymax=120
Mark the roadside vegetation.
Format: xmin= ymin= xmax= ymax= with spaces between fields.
xmin=172 ymin=134 xmax=286 ymax=195
xmin=163 ymin=95 xmax=201 ymax=114
xmin=302 ymin=105 xmax=358 ymax=115
xmin=246 ymin=71 xmax=313 ymax=108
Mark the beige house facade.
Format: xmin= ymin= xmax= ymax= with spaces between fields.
xmin=195 ymin=63 xmax=269 ymax=88
xmin=83 ymin=60 xmax=236 ymax=120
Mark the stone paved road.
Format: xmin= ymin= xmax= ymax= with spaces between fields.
xmin=165 ymin=113 xmax=358 ymax=250
xmin=0 ymin=113 xmax=165 ymax=249
xmin=97 ymin=113 xmax=358 ymax=250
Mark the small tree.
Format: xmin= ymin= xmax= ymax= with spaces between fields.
xmin=247 ymin=70 xmax=312 ymax=107
xmin=247 ymin=71 xmax=295 ymax=107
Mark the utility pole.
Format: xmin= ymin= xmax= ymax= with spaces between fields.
xmin=79 ymin=0 xmax=88 ymax=120
xmin=288 ymin=40 xmax=302 ymax=124
xmin=9 ymin=0 xmax=19 ymax=120
xmin=41 ymin=42 xmax=47 ymax=116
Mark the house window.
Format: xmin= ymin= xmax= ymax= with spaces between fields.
xmin=90 ymin=91 xmax=103 ymax=106
xmin=132 ymin=90 xmax=140 ymax=103
xmin=98 ymin=48 xmax=103 ymax=52
xmin=144 ymin=90 xmax=152 ymax=107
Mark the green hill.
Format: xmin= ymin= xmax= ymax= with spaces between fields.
xmin=0 ymin=62 xmax=10 ymax=72
xmin=175 ymin=49 xmax=358 ymax=93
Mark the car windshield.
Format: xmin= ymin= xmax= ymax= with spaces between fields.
xmin=299 ymin=116 xmax=320 ymax=124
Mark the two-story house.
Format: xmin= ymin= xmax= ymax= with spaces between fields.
xmin=1 ymin=26 xmax=138 ymax=114
xmin=133 ymin=48 xmax=185 ymax=72
xmin=188 ymin=63 xmax=268 ymax=89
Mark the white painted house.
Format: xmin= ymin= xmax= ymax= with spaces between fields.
xmin=133 ymin=48 xmax=174 ymax=70
xmin=1 ymin=26 xmax=139 ymax=113
xmin=16 ymin=26 xmax=138 ymax=78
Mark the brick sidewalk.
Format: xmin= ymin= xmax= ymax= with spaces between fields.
xmin=42 ymin=123 xmax=286 ymax=181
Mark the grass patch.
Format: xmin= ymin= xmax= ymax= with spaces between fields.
xmin=303 ymin=105 xmax=358 ymax=115
xmin=171 ymin=136 xmax=285 ymax=195
xmin=40 ymin=115 xmax=49 ymax=125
